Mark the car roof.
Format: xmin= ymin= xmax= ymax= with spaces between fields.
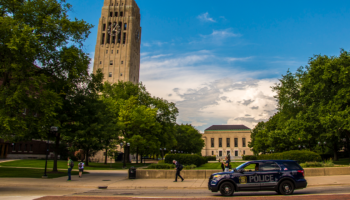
xmin=246 ymin=160 xmax=296 ymax=163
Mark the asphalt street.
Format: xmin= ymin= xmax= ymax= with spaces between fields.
xmin=1 ymin=185 xmax=350 ymax=200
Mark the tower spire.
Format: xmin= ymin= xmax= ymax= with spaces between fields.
xmin=93 ymin=0 xmax=142 ymax=84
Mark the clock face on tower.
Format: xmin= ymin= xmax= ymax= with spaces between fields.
xmin=108 ymin=23 xmax=121 ymax=36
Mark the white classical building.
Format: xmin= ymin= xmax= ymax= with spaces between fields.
xmin=201 ymin=125 xmax=254 ymax=160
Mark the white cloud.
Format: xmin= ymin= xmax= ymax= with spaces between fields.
xmin=197 ymin=12 xmax=216 ymax=22
xmin=140 ymin=51 xmax=278 ymax=132
xmin=142 ymin=41 xmax=168 ymax=47
xmin=226 ymin=56 xmax=253 ymax=62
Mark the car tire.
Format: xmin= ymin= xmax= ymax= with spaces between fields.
xmin=279 ymin=180 xmax=294 ymax=195
xmin=219 ymin=182 xmax=234 ymax=196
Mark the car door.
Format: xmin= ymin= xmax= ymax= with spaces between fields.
xmin=236 ymin=162 xmax=260 ymax=191
xmin=259 ymin=162 xmax=281 ymax=190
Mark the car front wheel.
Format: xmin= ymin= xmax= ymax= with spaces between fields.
xmin=219 ymin=182 xmax=234 ymax=196
xmin=279 ymin=180 xmax=294 ymax=195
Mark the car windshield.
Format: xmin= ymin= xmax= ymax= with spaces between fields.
xmin=236 ymin=162 xmax=249 ymax=170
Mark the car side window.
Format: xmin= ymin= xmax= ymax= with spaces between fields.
xmin=260 ymin=162 xmax=280 ymax=171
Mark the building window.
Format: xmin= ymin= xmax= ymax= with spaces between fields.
xmin=12 ymin=144 xmax=15 ymax=151
xmin=120 ymin=12 xmax=123 ymax=17
xmin=109 ymin=72 xmax=112 ymax=77
xmin=226 ymin=138 xmax=230 ymax=147
xmin=110 ymin=60 xmax=113 ymax=65
xmin=242 ymin=138 xmax=246 ymax=147
xmin=102 ymin=33 xmax=105 ymax=44
xmin=227 ymin=151 xmax=230 ymax=156
xmin=121 ymin=3 xmax=124 ymax=6
xmin=30 ymin=145 xmax=33 ymax=152
xmin=106 ymin=50 xmax=108 ymax=54
xmin=120 ymin=73 xmax=123 ymax=76
xmin=115 ymin=12 xmax=118 ymax=17
xmin=235 ymin=150 xmax=238 ymax=156
xmin=212 ymin=151 xmax=214 ymax=155
xmin=121 ymin=61 xmax=123 ymax=64
xmin=211 ymin=138 xmax=214 ymax=147
xmin=100 ymin=61 xmax=102 ymax=64
xmin=124 ymin=23 xmax=127 ymax=30
xmin=110 ymin=12 xmax=113 ymax=17
xmin=219 ymin=151 xmax=222 ymax=157
xmin=117 ymin=50 xmax=119 ymax=54
xmin=219 ymin=138 xmax=222 ymax=148
xmin=111 ymin=50 xmax=113 ymax=54
xmin=19 ymin=144 xmax=22 ymax=151
xmin=123 ymin=32 xmax=126 ymax=44
xmin=103 ymin=24 xmax=106 ymax=31
xmin=234 ymin=138 xmax=238 ymax=147
xmin=243 ymin=150 xmax=245 ymax=155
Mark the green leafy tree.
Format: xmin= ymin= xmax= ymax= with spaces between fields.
xmin=173 ymin=124 xmax=204 ymax=154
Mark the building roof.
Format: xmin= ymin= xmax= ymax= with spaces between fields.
xmin=205 ymin=125 xmax=250 ymax=131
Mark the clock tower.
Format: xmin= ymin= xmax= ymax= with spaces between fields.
xmin=93 ymin=0 xmax=141 ymax=84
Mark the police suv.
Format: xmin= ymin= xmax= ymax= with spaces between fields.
xmin=208 ymin=160 xmax=307 ymax=196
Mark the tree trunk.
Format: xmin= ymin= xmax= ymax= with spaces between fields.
xmin=52 ymin=132 xmax=60 ymax=172
xmin=104 ymin=148 xmax=108 ymax=164
xmin=85 ymin=147 xmax=90 ymax=166
xmin=136 ymin=147 xmax=138 ymax=164
xmin=333 ymin=141 xmax=339 ymax=161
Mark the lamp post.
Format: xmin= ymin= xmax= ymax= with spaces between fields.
xmin=171 ymin=150 xmax=173 ymax=154
xmin=43 ymin=126 xmax=58 ymax=178
xmin=174 ymin=149 xmax=176 ymax=154
xmin=160 ymin=147 xmax=166 ymax=160
xmin=120 ymin=142 xmax=125 ymax=168
xmin=318 ymin=141 xmax=326 ymax=153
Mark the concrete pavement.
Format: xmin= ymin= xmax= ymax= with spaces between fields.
xmin=1 ymin=170 xmax=350 ymax=190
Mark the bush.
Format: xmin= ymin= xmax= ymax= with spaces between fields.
xmin=158 ymin=160 xmax=165 ymax=164
xmin=300 ymin=162 xmax=323 ymax=168
xmin=242 ymin=155 xmax=257 ymax=160
xmin=147 ymin=163 xmax=174 ymax=169
xmin=184 ymin=164 xmax=197 ymax=169
xmin=257 ymin=150 xmax=322 ymax=163
xmin=204 ymin=156 xmax=216 ymax=161
xmin=165 ymin=154 xmax=208 ymax=167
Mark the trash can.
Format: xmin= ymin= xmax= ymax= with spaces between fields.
xmin=129 ymin=166 xmax=136 ymax=179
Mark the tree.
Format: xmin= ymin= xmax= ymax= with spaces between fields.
xmin=173 ymin=124 xmax=204 ymax=154
xmin=1 ymin=0 xmax=93 ymax=172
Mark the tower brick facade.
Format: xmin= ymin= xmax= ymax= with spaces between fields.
xmin=93 ymin=0 xmax=141 ymax=84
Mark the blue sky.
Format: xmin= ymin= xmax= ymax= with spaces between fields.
xmin=68 ymin=0 xmax=350 ymax=132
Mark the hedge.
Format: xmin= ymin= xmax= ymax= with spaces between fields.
xmin=147 ymin=163 xmax=174 ymax=169
xmin=204 ymin=156 xmax=216 ymax=161
xmin=165 ymin=154 xmax=208 ymax=167
xmin=257 ymin=150 xmax=321 ymax=163
xmin=242 ymin=155 xmax=257 ymax=160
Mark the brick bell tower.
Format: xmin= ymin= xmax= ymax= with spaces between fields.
xmin=93 ymin=0 xmax=141 ymax=84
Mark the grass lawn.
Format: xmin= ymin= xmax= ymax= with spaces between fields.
xmin=0 ymin=159 xmax=150 ymax=170
xmin=0 ymin=167 xmax=87 ymax=179
xmin=196 ymin=162 xmax=252 ymax=170
xmin=334 ymin=158 xmax=350 ymax=166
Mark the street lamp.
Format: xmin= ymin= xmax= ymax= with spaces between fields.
xmin=160 ymin=148 xmax=166 ymax=160
xmin=174 ymin=150 xmax=176 ymax=154
xmin=120 ymin=142 xmax=125 ymax=168
xmin=171 ymin=150 xmax=173 ymax=153
xmin=43 ymin=126 xmax=58 ymax=178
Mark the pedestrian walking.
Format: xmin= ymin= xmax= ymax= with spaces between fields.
xmin=223 ymin=156 xmax=229 ymax=172
xmin=78 ymin=161 xmax=85 ymax=178
xmin=67 ymin=156 xmax=74 ymax=181
xmin=173 ymin=160 xmax=184 ymax=182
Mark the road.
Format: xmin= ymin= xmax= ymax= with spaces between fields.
xmin=1 ymin=185 xmax=350 ymax=200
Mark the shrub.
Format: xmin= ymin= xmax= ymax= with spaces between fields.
xmin=165 ymin=154 xmax=208 ymax=167
xmin=300 ymin=162 xmax=323 ymax=168
xmin=158 ymin=160 xmax=165 ymax=164
xmin=242 ymin=155 xmax=257 ymax=160
xmin=323 ymin=158 xmax=334 ymax=167
xmin=147 ymin=163 xmax=174 ymax=169
xmin=184 ymin=164 xmax=197 ymax=169
xmin=204 ymin=156 xmax=216 ymax=161
xmin=257 ymin=150 xmax=321 ymax=163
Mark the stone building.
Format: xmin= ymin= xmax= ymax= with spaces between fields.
xmin=93 ymin=0 xmax=141 ymax=84
xmin=201 ymin=125 xmax=254 ymax=160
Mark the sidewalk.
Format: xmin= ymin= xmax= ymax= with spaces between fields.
xmin=0 ymin=171 xmax=350 ymax=190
